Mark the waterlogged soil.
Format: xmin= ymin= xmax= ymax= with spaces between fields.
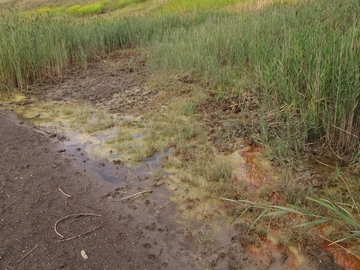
xmin=32 ymin=50 xmax=160 ymax=116
xmin=0 ymin=112 xmax=204 ymax=270
xmin=0 ymin=50 xmax=347 ymax=269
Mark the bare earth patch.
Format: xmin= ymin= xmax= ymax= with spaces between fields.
xmin=0 ymin=111 xmax=207 ymax=269
xmin=32 ymin=50 xmax=161 ymax=116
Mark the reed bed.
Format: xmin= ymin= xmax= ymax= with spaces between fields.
xmin=150 ymin=0 xmax=360 ymax=160
xmin=0 ymin=0 xmax=359 ymax=162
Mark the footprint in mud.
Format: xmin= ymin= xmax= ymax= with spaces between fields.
xmin=145 ymin=222 xmax=157 ymax=231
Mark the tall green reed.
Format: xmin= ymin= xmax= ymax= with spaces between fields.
xmin=149 ymin=0 xmax=360 ymax=160
xmin=0 ymin=11 xmax=208 ymax=92
xmin=0 ymin=0 xmax=358 ymax=161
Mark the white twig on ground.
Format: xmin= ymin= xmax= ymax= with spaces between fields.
xmin=54 ymin=213 xmax=101 ymax=239
xmin=111 ymin=190 xmax=152 ymax=202
xmin=58 ymin=225 xmax=103 ymax=243
xmin=17 ymin=244 xmax=38 ymax=264
xmin=58 ymin=186 xmax=72 ymax=198
xmin=33 ymin=128 xmax=53 ymax=137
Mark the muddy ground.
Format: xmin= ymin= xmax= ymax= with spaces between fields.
xmin=0 ymin=50 xmax=346 ymax=269
xmin=0 ymin=111 xmax=205 ymax=270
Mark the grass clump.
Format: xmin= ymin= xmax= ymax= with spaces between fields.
xmin=67 ymin=5 xmax=82 ymax=14
xmin=116 ymin=0 xmax=148 ymax=9
xmin=221 ymin=196 xmax=360 ymax=245
xmin=159 ymin=0 xmax=241 ymax=12
xmin=67 ymin=2 xmax=106 ymax=16
xmin=36 ymin=7 xmax=67 ymax=15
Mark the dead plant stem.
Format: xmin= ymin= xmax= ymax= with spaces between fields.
xmin=58 ymin=186 xmax=71 ymax=198
xmin=58 ymin=225 xmax=102 ymax=243
xmin=54 ymin=213 xmax=101 ymax=239
xmin=111 ymin=190 xmax=152 ymax=202
xmin=17 ymin=244 xmax=38 ymax=264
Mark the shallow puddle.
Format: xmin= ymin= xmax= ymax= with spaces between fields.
xmin=60 ymin=129 xmax=171 ymax=186
xmin=1 ymin=97 xmax=178 ymax=207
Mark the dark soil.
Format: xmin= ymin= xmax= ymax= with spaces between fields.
xmin=33 ymin=50 xmax=161 ymax=116
xmin=0 ymin=111 xmax=204 ymax=270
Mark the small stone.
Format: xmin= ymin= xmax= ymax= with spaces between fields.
xmin=81 ymin=250 xmax=88 ymax=260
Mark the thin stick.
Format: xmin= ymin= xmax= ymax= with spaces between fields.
xmin=111 ymin=190 xmax=152 ymax=202
xmin=58 ymin=187 xmax=71 ymax=198
xmin=33 ymin=128 xmax=53 ymax=137
xmin=332 ymin=125 xmax=360 ymax=138
xmin=54 ymin=213 xmax=101 ymax=239
xmin=130 ymin=194 xmax=141 ymax=201
xmin=58 ymin=225 xmax=102 ymax=243
xmin=328 ymin=144 xmax=344 ymax=161
xmin=147 ymin=163 xmax=152 ymax=170
xmin=338 ymin=175 xmax=359 ymax=214
xmin=17 ymin=244 xmax=38 ymax=264
xmin=319 ymin=235 xmax=360 ymax=260
xmin=315 ymin=159 xmax=334 ymax=168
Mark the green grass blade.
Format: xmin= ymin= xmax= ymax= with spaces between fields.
xmin=293 ymin=217 xmax=331 ymax=228
xmin=333 ymin=231 xmax=360 ymax=243
xmin=267 ymin=205 xmax=307 ymax=216
xmin=250 ymin=209 xmax=268 ymax=230
xmin=264 ymin=210 xmax=293 ymax=216
xmin=288 ymin=204 xmax=314 ymax=216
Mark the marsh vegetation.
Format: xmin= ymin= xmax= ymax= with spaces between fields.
xmin=1 ymin=0 xmax=359 ymax=263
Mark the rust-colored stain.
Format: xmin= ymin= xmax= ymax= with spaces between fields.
xmin=321 ymin=241 xmax=360 ymax=270
xmin=236 ymin=146 xmax=271 ymax=189
xmin=246 ymin=236 xmax=302 ymax=270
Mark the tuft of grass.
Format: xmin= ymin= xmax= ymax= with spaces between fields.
xmin=36 ymin=6 xmax=67 ymax=15
xmin=159 ymin=0 xmax=242 ymax=13
xmin=67 ymin=5 xmax=82 ymax=14
xmin=191 ymin=155 xmax=233 ymax=183
xmin=220 ymin=196 xmax=360 ymax=244
xmin=68 ymin=106 xmax=115 ymax=133
xmin=194 ymin=226 xmax=216 ymax=244
xmin=67 ymin=2 xmax=105 ymax=16
xmin=116 ymin=0 xmax=148 ymax=9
